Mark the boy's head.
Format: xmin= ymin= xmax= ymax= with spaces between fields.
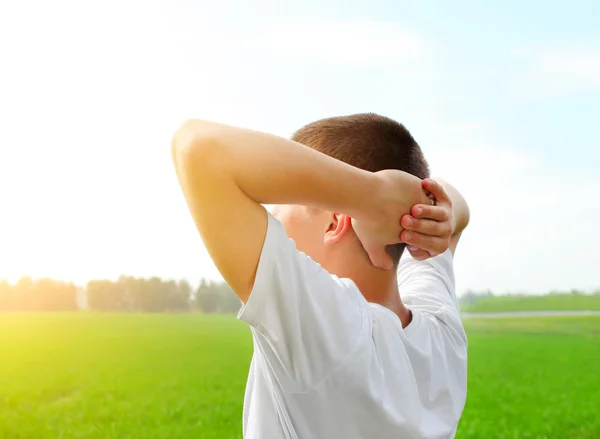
xmin=273 ymin=113 xmax=429 ymax=275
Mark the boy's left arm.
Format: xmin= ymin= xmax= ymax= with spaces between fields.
xmin=400 ymin=178 xmax=470 ymax=260
xmin=396 ymin=179 xmax=470 ymax=423
xmin=171 ymin=119 xmax=432 ymax=303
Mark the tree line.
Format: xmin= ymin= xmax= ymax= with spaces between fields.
xmin=459 ymin=288 xmax=600 ymax=307
xmin=2 ymin=278 xmax=598 ymax=313
xmin=0 ymin=276 xmax=241 ymax=313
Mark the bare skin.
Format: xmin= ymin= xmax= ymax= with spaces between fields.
xmin=171 ymin=120 xmax=469 ymax=325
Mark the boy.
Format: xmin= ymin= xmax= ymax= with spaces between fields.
xmin=171 ymin=113 xmax=470 ymax=439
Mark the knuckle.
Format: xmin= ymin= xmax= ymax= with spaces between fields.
xmin=414 ymin=206 xmax=427 ymax=217
xmin=410 ymin=235 xmax=424 ymax=247
xmin=406 ymin=232 xmax=418 ymax=245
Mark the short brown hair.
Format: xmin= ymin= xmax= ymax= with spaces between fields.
xmin=292 ymin=113 xmax=430 ymax=263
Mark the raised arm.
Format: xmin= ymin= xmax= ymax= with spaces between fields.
xmin=437 ymin=178 xmax=470 ymax=254
xmin=171 ymin=120 xmax=431 ymax=301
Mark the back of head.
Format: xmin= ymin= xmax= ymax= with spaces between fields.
xmin=291 ymin=113 xmax=430 ymax=263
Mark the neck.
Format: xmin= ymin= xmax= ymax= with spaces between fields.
xmin=326 ymin=247 xmax=412 ymax=328
xmin=353 ymin=268 xmax=412 ymax=328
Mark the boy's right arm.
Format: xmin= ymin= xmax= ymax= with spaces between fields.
xmin=171 ymin=120 xmax=429 ymax=389
xmin=171 ymin=119 xmax=432 ymax=302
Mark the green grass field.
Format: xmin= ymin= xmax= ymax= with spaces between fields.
xmin=461 ymin=293 xmax=600 ymax=313
xmin=1 ymin=314 xmax=599 ymax=439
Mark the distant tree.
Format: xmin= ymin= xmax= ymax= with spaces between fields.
xmin=217 ymin=282 xmax=241 ymax=313
xmin=14 ymin=276 xmax=35 ymax=309
xmin=195 ymin=279 xmax=220 ymax=313
xmin=115 ymin=276 xmax=136 ymax=311
xmin=133 ymin=277 xmax=160 ymax=312
xmin=192 ymin=279 xmax=240 ymax=313
xmin=33 ymin=278 xmax=78 ymax=311
xmin=87 ymin=279 xmax=126 ymax=311
xmin=0 ymin=277 xmax=76 ymax=311
xmin=86 ymin=276 xmax=192 ymax=312
xmin=171 ymin=280 xmax=192 ymax=311
xmin=0 ymin=280 xmax=14 ymax=310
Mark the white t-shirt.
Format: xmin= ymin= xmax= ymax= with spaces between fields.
xmin=237 ymin=213 xmax=467 ymax=439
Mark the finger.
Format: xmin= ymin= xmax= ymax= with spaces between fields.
xmin=410 ymin=205 xmax=450 ymax=222
xmin=401 ymin=216 xmax=451 ymax=236
xmin=401 ymin=230 xmax=446 ymax=255
xmin=422 ymin=179 xmax=451 ymax=205
xmin=407 ymin=243 xmax=431 ymax=261
xmin=407 ymin=247 xmax=431 ymax=261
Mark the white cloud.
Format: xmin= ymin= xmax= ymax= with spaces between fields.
xmin=0 ymin=0 xmax=218 ymax=284
xmin=512 ymin=46 xmax=600 ymax=97
xmin=427 ymin=130 xmax=600 ymax=294
xmin=1 ymin=1 xmax=597 ymax=296
xmin=232 ymin=21 xmax=431 ymax=66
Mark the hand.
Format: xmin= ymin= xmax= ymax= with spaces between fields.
xmin=400 ymin=178 xmax=453 ymax=261
xmin=352 ymin=170 xmax=432 ymax=270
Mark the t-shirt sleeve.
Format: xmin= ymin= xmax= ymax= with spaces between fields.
xmin=396 ymin=250 xmax=468 ymax=433
xmin=238 ymin=212 xmax=369 ymax=392
xmin=398 ymin=249 xmax=464 ymax=334
xmin=397 ymin=249 xmax=467 ymax=379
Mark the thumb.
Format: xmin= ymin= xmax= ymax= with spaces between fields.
xmin=408 ymin=246 xmax=431 ymax=261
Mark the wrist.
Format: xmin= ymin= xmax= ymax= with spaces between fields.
xmin=359 ymin=170 xmax=420 ymax=222
xmin=345 ymin=170 xmax=382 ymax=221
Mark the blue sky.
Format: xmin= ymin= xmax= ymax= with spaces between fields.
xmin=0 ymin=0 xmax=599 ymax=294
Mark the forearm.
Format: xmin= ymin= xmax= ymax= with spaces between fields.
xmin=172 ymin=119 xmax=433 ymax=294
xmin=435 ymin=178 xmax=470 ymax=235
xmin=174 ymin=120 xmax=381 ymax=219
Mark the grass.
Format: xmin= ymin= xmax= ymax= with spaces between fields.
xmin=0 ymin=314 xmax=253 ymax=439
xmin=461 ymin=293 xmax=600 ymax=313
xmin=461 ymin=317 xmax=600 ymax=438
xmin=1 ymin=313 xmax=599 ymax=438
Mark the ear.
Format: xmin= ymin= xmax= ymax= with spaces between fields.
xmin=324 ymin=213 xmax=352 ymax=245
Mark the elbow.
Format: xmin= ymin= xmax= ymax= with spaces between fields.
xmin=171 ymin=120 xmax=223 ymax=172
xmin=452 ymin=193 xmax=470 ymax=236
xmin=460 ymin=199 xmax=470 ymax=232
